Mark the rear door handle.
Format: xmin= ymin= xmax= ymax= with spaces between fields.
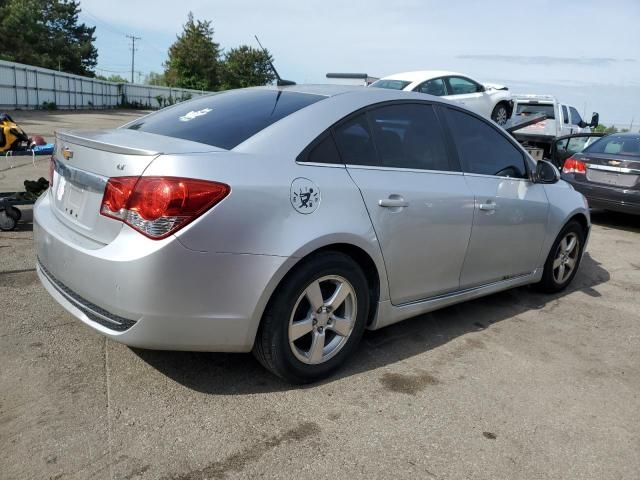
xmin=379 ymin=197 xmax=409 ymax=208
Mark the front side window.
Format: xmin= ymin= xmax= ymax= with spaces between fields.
xmin=367 ymin=103 xmax=451 ymax=171
xmin=333 ymin=113 xmax=377 ymax=165
xmin=447 ymin=109 xmax=527 ymax=178
xmin=127 ymin=89 xmax=324 ymax=150
xmin=447 ymin=77 xmax=481 ymax=95
xmin=562 ymin=105 xmax=569 ymax=124
xmin=415 ymin=78 xmax=447 ymax=96
xmin=369 ymin=79 xmax=411 ymax=90
xmin=569 ymin=107 xmax=583 ymax=126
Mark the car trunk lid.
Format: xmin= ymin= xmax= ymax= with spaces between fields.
xmin=51 ymin=129 xmax=223 ymax=245
xmin=578 ymin=153 xmax=640 ymax=189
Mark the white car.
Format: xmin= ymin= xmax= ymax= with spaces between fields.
xmin=369 ymin=71 xmax=513 ymax=125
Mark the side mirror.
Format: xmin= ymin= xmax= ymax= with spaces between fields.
xmin=535 ymin=160 xmax=561 ymax=184
xmin=590 ymin=112 xmax=599 ymax=128
xmin=578 ymin=120 xmax=588 ymax=128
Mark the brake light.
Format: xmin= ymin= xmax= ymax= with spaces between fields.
xmin=100 ymin=176 xmax=230 ymax=239
xmin=562 ymin=156 xmax=587 ymax=174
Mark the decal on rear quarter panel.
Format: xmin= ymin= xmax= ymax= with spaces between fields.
xmin=290 ymin=177 xmax=321 ymax=214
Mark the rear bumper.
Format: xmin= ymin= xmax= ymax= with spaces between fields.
xmin=563 ymin=175 xmax=640 ymax=215
xmin=34 ymin=192 xmax=288 ymax=351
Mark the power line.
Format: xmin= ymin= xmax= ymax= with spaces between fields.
xmin=126 ymin=34 xmax=141 ymax=83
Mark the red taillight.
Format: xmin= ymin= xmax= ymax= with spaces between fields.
xmin=100 ymin=176 xmax=230 ymax=239
xmin=562 ymin=156 xmax=587 ymax=174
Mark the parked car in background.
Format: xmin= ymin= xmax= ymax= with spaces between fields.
xmin=35 ymin=86 xmax=590 ymax=383
xmin=369 ymin=71 xmax=513 ymax=125
xmin=558 ymin=132 xmax=640 ymax=215
xmin=511 ymin=94 xmax=599 ymax=158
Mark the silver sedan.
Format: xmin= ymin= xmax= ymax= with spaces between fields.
xmin=34 ymin=85 xmax=590 ymax=383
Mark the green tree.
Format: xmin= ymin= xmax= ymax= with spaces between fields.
xmin=96 ymin=74 xmax=128 ymax=83
xmin=164 ymin=12 xmax=220 ymax=90
xmin=144 ymin=71 xmax=167 ymax=86
xmin=593 ymin=124 xmax=619 ymax=134
xmin=220 ymin=45 xmax=276 ymax=90
xmin=0 ymin=0 xmax=97 ymax=76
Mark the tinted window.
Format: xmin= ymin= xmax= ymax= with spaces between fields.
xmin=333 ymin=113 xmax=376 ymax=165
xmin=127 ymin=89 xmax=324 ymax=149
xmin=305 ymin=134 xmax=342 ymax=164
xmin=415 ymin=78 xmax=446 ymax=96
xmin=369 ymin=79 xmax=411 ymax=90
xmin=515 ymin=103 xmax=555 ymax=119
xmin=447 ymin=77 xmax=481 ymax=95
xmin=562 ymin=105 xmax=569 ymax=124
xmin=368 ymin=104 xmax=451 ymax=171
xmin=569 ymin=107 xmax=583 ymax=126
xmin=447 ymin=109 xmax=526 ymax=178
xmin=585 ymin=135 xmax=640 ymax=157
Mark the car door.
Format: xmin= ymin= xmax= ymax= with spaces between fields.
xmin=443 ymin=107 xmax=549 ymax=288
xmin=551 ymin=133 xmax=606 ymax=168
xmin=444 ymin=76 xmax=492 ymax=118
xmin=569 ymin=106 xmax=587 ymax=132
xmin=413 ymin=77 xmax=447 ymax=97
xmin=333 ymin=103 xmax=475 ymax=305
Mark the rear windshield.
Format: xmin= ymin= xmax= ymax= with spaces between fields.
xmin=585 ymin=135 xmax=640 ymax=157
xmin=369 ymin=79 xmax=411 ymax=90
xmin=515 ymin=103 xmax=555 ymax=120
xmin=127 ymin=89 xmax=325 ymax=149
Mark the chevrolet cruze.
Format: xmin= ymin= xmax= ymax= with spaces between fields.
xmin=35 ymin=85 xmax=590 ymax=383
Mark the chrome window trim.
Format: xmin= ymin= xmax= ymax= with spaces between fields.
xmin=53 ymin=160 xmax=108 ymax=193
xmin=344 ymin=164 xmax=464 ymax=175
xmin=587 ymin=164 xmax=640 ymax=175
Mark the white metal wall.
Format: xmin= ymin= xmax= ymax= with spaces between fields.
xmin=0 ymin=59 xmax=207 ymax=110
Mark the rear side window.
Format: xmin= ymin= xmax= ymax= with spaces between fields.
xmin=127 ymin=89 xmax=324 ymax=149
xmin=562 ymin=105 xmax=569 ymax=124
xmin=333 ymin=113 xmax=377 ymax=165
xmin=447 ymin=109 xmax=527 ymax=178
xmin=415 ymin=78 xmax=446 ymax=96
xmin=367 ymin=104 xmax=451 ymax=171
xmin=305 ymin=134 xmax=342 ymax=164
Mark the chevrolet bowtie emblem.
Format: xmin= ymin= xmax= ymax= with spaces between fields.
xmin=62 ymin=147 xmax=73 ymax=160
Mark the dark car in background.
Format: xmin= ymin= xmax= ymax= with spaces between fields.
xmin=557 ymin=133 xmax=640 ymax=215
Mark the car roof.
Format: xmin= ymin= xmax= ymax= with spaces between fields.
xmin=379 ymin=70 xmax=463 ymax=83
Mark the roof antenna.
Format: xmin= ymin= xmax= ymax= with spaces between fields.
xmin=254 ymin=35 xmax=296 ymax=86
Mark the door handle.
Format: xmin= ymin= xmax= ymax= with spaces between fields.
xmin=478 ymin=201 xmax=496 ymax=211
xmin=379 ymin=197 xmax=409 ymax=208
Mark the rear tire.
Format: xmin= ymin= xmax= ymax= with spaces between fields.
xmin=7 ymin=206 xmax=21 ymax=222
xmin=253 ymin=251 xmax=369 ymax=384
xmin=491 ymin=103 xmax=509 ymax=125
xmin=0 ymin=209 xmax=17 ymax=231
xmin=535 ymin=220 xmax=585 ymax=293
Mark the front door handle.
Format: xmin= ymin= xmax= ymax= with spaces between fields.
xmin=478 ymin=201 xmax=496 ymax=211
xmin=379 ymin=197 xmax=409 ymax=208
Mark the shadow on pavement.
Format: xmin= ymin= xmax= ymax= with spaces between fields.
xmin=590 ymin=209 xmax=640 ymax=233
xmin=133 ymin=253 xmax=610 ymax=395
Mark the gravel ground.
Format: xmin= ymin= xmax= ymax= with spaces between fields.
xmin=0 ymin=111 xmax=639 ymax=480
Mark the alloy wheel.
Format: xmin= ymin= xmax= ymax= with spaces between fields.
xmin=288 ymin=275 xmax=357 ymax=365
xmin=494 ymin=106 xmax=508 ymax=125
xmin=552 ymin=232 xmax=580 ymax=284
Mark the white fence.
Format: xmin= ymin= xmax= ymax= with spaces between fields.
xmin=0 ymin=59 xmax=208 ymax=110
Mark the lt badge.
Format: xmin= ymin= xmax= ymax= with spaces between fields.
xmin=290 ymin=177 xmax=321 ymax=214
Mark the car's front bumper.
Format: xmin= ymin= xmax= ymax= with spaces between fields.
xmin=34 ymin=192 xmax=288 ymax=352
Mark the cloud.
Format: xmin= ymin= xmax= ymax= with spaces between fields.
xmin=457 ymin=55 xmax=635 ymax=67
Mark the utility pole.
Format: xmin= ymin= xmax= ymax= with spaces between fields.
xmin=126 ymin=34 xmax=141 ymax=83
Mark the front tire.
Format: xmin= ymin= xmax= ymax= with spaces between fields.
xmin=535 ymin=221 xmax=585 ymax=293
xmin=253 ymin=251 xmax=369 ymax=383
xmin=491 ymin=103 xmax=509 ymax=125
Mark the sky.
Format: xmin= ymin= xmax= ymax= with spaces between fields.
xmin=78 ymin=0 xmax=640 ymax=128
